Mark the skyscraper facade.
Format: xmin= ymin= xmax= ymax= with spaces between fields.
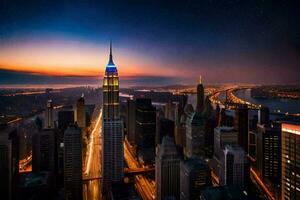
xmin=180 ymin=158 xmax=211 ymax=200
xmin=281 ymin=123 xmax=300 ymax=200
xmin=220 ymin=145 xmax=248 ymax=188
xmin=257 ymin=122 xmax=281 ymax=186
xmin=64 ymin=125 xmax=82 ymax=200
xmin=186 ymin=112 xmax=205 ymax=158
xmin=135 ymin=98 xmax=156 ymax=164
xmin=156 ymin=136 xmax=180 ymax=200
xmin=39 ymin=129 xmax=56 ymax=172
xmin=102 ymin=42 xmax=124 ymax=193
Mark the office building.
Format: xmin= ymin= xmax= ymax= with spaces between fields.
xmin=220 ymin=145 xmax=249 ymax=188
xmin=44 ymin=99 xmax=54 ymax=129
xmin=135 ymin=98 xmax=156 ymax=164
xmin=64 ymin=125 xmax=82 ymax=200
xmin=75 ymin=95 xmax=86 ymax=128
xmin=235 ymin=104 xmax=249 ymax=153
xmin=156 ymin=136 xmax=180 ymax=200
xmin=186 ymin=112 xmax=205 ymax=158
xmin=102 ymin=42 xmax=124 ymax=194
xmin=257 ymin=122 xmax=281 ymax=186
xmin=281 ymin=123 xmax=300 ymax=200
xmin=180 ymin=158 xmax=211 ymax=200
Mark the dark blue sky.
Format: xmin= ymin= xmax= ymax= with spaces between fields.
xmin=0 ymin=0 xmax=299 ymax=85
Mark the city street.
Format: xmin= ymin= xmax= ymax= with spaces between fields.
xmin=83 ymin=107 xmax=102 ymax=200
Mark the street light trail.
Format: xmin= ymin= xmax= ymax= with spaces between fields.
xmin=124 ymin=138 xmax=155 ymax=200
xmin=250 ymin=168 xmax=275 ymax=200
xmin=85 ymin=109 xmax=102 ymax=176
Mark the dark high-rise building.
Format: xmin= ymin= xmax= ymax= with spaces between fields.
xmin=156 ymin=117 xmax=174 ymax=145
xmin=156 ymin=136 xmax=180 ymax=200
xmin=64 ymin=125 xmax=82 ymax=200
xmin=220 ymin=144 xmax=249 ymax=188
xmin=257 ymin=122 xmax=281 ymax=186
xmin=102 ymin=42 xmax=124 ymax=193
xmin=58 ymin=110 xmax=74 ymax=131
xmin=196 ymin=76 xmax=204 ymax=113
xmin=45 ymin=99 xmax=54 ymax=129
xmin=213 ymin=126 xmax=238 ymax=160
xmin=235 ymin=104 xmax=249 ymax=153
xmin=75 ymin=95 xmax=86 ymax=128
xmin=258 ymin=106 xmax=270 ymax=125
xmin=39 ymin=129 xmax=56 ymax=172
xmin=180 ymin=158 xmax=211 ymax=200
xmin=126 ymin=99 xmax=136 ymax=145
xmin=32 ymin=129 xmax=56 ymax=174
xmin=186 ymin=112 xmax=205 ymax=158
xmin=0 ymin=128 xmax=19 ymax=200
xmin=281 ymin=123 xmax=300 ymax=200
xmin=135 ymin=98 xmax=156 ymax=164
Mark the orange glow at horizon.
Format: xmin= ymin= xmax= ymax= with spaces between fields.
xmin=0 ymin=39 xmax=181 ymax=77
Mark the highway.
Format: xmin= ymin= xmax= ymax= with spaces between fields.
xmin=83 ymin=107 xmax=102 ymax=200
xmin=124 ymin=138 xmax=155 ymax=200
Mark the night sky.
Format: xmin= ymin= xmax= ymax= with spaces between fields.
xmin=0 ymin=0 xmax=299 ymax=86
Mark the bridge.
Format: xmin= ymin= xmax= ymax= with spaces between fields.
xmin=124 ymin=167 xmax=155 ymax=176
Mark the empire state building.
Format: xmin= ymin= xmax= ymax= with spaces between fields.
xmin=102 ymin=42 xmax=124 ymax=194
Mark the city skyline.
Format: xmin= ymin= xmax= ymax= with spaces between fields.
xmin=1 ymin=1 xmax=299 ymax=85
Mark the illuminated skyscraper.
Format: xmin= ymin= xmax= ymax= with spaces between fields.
xmin=281 ymin=123 xmax=300 ymax=200
xmin=196 ymin=76 xmax=204 ymax=113
xmin=257 ymin=122 xmax=281 ymax=186
xmin=102 ymin=42 xmax=124 ymax=194
xmin=45 ymin=99 xmax=54 ymax=129
xmin=75 ymin=95 xmax=86 ymax=128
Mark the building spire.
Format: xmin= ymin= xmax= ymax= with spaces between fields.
xmin=199 ymin=75 xmax=202 ymax=84
xmin=108 ymin=40 xmax=114 ymax=65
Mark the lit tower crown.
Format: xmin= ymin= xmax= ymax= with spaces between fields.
xmin=103 ymin=41 xmax=120 ymax=119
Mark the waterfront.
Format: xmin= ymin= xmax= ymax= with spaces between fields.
xmin=235 ymin=89 xmax=300 ymax=114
